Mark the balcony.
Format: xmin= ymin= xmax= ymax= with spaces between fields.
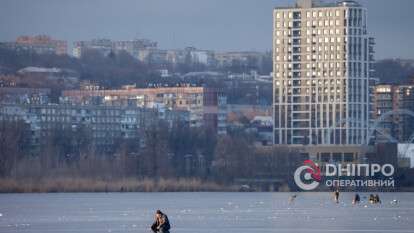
xmin=293 ymin=12 xmax=301 ymax=20
xmin=293 ymin=22 xmax=301 ymax=28
xmin=292 ymin=30 xmax=301 ymax=37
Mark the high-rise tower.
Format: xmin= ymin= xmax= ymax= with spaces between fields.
xmin=273 ymin=0 xmax=375 ymax=145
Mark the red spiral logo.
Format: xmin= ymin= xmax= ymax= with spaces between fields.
xmin=303 ymin=160 xmax=321 ymax=182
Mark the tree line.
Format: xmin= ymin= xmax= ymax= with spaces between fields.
xmin=0 ymin=119 xmax=301 ymax=185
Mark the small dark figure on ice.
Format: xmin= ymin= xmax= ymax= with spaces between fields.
xmin=151 ymin=210 xmax=171 ymax=233
xmin=352 ymin=193 xmax=360 ymax=205
xmin=333 ymin=189 xmax=340 ymax=203
xmin=369 ymin=194 xmax=381 ymax=204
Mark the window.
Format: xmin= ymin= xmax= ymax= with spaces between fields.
xmin=321 ymin=153 xmax=330 ymax=162
xmin=344 ymin=153 xmax=354 ymax=162
xmin=336 ymin=20 xmax=341 ymax=26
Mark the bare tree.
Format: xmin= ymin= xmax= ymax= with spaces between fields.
xmin=0 ymin=120 xmax=29 ymax=177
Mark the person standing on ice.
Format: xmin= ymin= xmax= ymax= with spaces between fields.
xmin=352 ymin=193 xmax=360 ymax=205
xmin=333 ymin=189 xmax=340 ymax=203
xmin=151 ymin=210 xmax=171 ymax=233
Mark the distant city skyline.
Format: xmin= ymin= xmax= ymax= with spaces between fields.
xmin=1 ymin=0 xmax=413 ymax=59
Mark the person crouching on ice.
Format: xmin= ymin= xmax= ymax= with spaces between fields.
xmin=151 ymin=210 xmax=171 ymax=233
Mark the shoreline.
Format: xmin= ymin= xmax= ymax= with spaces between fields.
xmin=0 ymin=177 xmax=238 ymax=193
xmin=1 ymin=178 xmax=413 ymax=193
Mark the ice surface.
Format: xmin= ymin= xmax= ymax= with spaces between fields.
xmin=0 ymin=192 xmax=413 ymax=233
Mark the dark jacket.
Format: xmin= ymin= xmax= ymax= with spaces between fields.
xmin=151 ymin=214 xmax=170 ymax=232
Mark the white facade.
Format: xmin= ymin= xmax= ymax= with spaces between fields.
xmin=398 ymin=143 xmax=414 ymax=168
xmin=273 ymin=0 xmax=374 ymax=145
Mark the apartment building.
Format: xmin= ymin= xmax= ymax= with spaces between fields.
xmin=0 ymin=103 xmax=159 ymax=150
xmin=72 ymin=38 xmax=157 ymax=59
xmin=374 ymin=84 xmax=414 ymax=143
xmin=0 ymin=87 xmax=50 ymax=105
xmin=273 ymin=0 xmax=375 ymax=145
xmin=1 ymin=35 xmax=67 ymax=55
xmin=62 ymin=86 xmax=227 ymax=134
xmin=215 ymin=51 xmax=267 ymax=68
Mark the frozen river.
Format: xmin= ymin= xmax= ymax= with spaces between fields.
xmin=0 ymin=192 xmax=414 ymax=233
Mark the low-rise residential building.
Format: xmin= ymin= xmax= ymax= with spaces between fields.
xmin=16 ymin=66 xmax=79 ymax=88
xmin=73 ymin=39 xmax=113 ymax=58
xmin=186 ymin=47 xmax=215 ymax=66
xmin=112 ymin=39 xmax=157 ymax=59
xmin=0 ymin=87 xmax=50 ymax=104
xmin=215 ymin=51 xmax=268 ymax=68
xmin=399 ymin=85 xmax=414 ymax=141
xmin=374 ymin=84 xmax=399 ymax=142
xmin=138 ymin=48 xmax=168 ymax=65
xmin=62 ymin=86 xmax=227 ymax=134
xmin=0 ymin=35 xmax=67 ymax=55
xmin=73 ymin=38 xmax=157 ymax=59
xmin=398 ymin=143 xmax=414 ymax=168
xmin=373 ymin=84 xmax=414 ymax=143
xmin=250 ymin=116 xmax=273 ymax=145
xmin=0 ymin=103 xmax=160 ymax=151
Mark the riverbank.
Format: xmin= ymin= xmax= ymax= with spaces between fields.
xmin=0 ymin=178 xmax=238 ymax=193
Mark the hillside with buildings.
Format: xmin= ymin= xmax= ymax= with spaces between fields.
xmin=0 ymin=36 xmax=279 ymax=191
xmin=1 ymin=20 xmax=414 ymax=191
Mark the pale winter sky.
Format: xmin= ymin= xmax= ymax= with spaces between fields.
xmin=0 ymin=0 xmax=413 ymax=59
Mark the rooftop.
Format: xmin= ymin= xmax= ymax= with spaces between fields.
xmin=17 ymin=67 xmax=62 ymax=74
xmin=275 ymin=0 xmax=361 ymax=10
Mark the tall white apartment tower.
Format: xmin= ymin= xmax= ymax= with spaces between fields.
xmin=273 ymin=0 xmax=375 ymax=145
